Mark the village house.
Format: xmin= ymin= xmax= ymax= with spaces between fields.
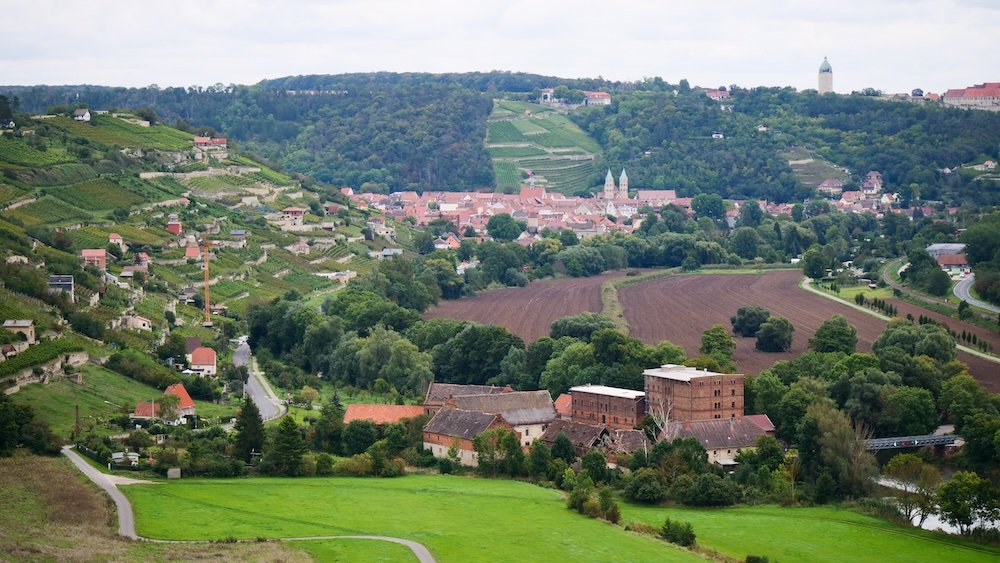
xmin=450 ymin=390 xmax=556 ymax=447
xmin=664 ymin=415 xmax=775 ymax=467
xmin=165 ymin=383 xmax=197 ymax=418
xmin=861 ymin=171 xmax=883 ymax=195
xmin=582 ymin=91 xmax=612 ymax=106
xmin=73 ymin=109 xmax=91 ymax=122
xmin=817 ymin=178 xmax=845 ymax=197
xmin=925 ymin=243 xmax=966 ymax=260
xmin=108 ymin=233 xmax=125 ymax=252
xmin=422 ymin=407 xmax=516 ymax=467
xmin=189 ymin=346 xmax=217 ymax=377
xmin=554 ymin=393 xmax=572 ymax=419
xmin=47 ymin=275 xmax=75 ymax=303
xmin=3 ymin=320 xmax=35 ymax=343
xmin=643 ymin=364 xmax=745 ymax=422
xmin=937 ymin=253 xmax=969 ymax=275
xmin=540 ymin=419 xmax=610 ymax=459
xmin=568 ymin=384 xmax=645 ymax=431
xmin=123 ymin=314 xmax=152 ymax=332
xmin=344 ymin=404 xmax=426 ymax=425
xmin=423 ymin=382 xmax=513 ymax=415
xmin=166 ymin=220 xmax=183 ymax=235
xmin=281 ymin=207 xmax=306 ymax=226
xmin=705 ymin=89 xmax=731 ymax=101
xmin=81 ymin=248 xmax=107 ymax=270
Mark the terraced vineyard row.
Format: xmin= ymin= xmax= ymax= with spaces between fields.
xmin=0 ymin=137 xmax=75 ymax=166
xmin=49 ymin=116 xmax=192 ymax=150
xmin=49 ymin=178 xmax=145 ymax=211
xmin=5 ymin=196 xmax=89 ymax=226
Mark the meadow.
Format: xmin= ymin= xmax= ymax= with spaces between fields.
xmin=620 ymin=502 xmax=1000 ymax=563
xmin=123 ymin=475 xmax=699 ymax=562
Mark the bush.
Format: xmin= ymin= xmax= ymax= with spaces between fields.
xmin=334 ymin=453 xmax=374 ymax=476
xmin=582 ymin=497 xmax=603 ymax=518
xmin=661 ymin=517 xmax=696 ymax=547
xmin=624 ymin=468 xmax=667 ymax=504
xmin=745 ymin=556 xmax=770 ymax=563
xmin=437 ymin=456 xmax=454 ymax=474
xmin=605 ymin=502 xmax=621 ymax=523
xmin=315 ymin=453 xmax=334 ymax=476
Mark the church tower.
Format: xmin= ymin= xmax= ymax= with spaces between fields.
xmin=603 ymin=169 xmax=616 ymax=199
xmin=818 ymin=57 xmax=833 ymax=94
xmin=618 ymin=168 xmax=629 ymax=199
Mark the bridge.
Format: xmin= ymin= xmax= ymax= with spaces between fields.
xmin=865 ymin=434 xmax=958 ymax=451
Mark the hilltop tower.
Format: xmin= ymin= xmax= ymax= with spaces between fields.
xmin=818 ymin=57 xmax=833 ymax=94
xmin=618 ymin=168 xmax=629 ymax=199
xmin=603 ymin=169 xmax=616 ymax=199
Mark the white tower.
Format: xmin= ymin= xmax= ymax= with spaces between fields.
xmin=603 ymin=169 xmax=616 ymax=199
xmin=818 ymin=57 xmax=833 ymax=94
xmin=618 ymin=168 xmax=629 ymax=199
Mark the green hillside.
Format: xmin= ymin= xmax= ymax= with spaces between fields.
xmin=486 ymin=100 xmax=601 ymax=194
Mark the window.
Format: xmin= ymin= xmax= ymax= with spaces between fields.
xmin=525 ymin=428 xmax=529 ymax=436
xmin=731 ymin=389 xmax=736 ymax=396
xmin=731 ymin=402 xmax=736 ymax=408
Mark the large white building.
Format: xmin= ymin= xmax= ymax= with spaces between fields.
xmin=818 ymin=57 xmax=833 ymax=94
xmin=943 ymin=83 xmax=1000 ymax=111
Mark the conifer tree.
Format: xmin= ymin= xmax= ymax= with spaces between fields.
xmin=233 ymin=397 xmax=264 ymax=463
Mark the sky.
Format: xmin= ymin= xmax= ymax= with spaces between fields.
xmin=2 ymin=0 xmax=997 ymax=94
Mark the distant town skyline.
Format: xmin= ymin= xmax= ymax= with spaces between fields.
xmin=2 ymin=1 xmax=997 ymax=94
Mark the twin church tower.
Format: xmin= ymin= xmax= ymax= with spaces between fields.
xmin=603 ymin=168 xmax=629 ymax=199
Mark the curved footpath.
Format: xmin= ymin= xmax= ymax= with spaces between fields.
xmin=61 ymin=446 xmax=436 ymax=563
xmin=955 ymin=275 xmax=1000 ymax=314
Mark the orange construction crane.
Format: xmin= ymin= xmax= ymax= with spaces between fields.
xmin=200 ymin=239 xmax=213 ymax=327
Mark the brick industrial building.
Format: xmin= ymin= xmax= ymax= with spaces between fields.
xmin=568 ymin=384 xmax=646 ymax=430
xmin=643 ymin=364 xmax=745 ymax=422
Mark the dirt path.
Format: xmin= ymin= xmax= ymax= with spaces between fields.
xmin=62 ymin=446 xmax=436 ymax=561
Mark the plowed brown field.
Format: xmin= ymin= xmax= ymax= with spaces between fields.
xmin=620 ymin=269 xmax=999 ymax=391
xmin=425 ymin=270 xmax=629 ymax=343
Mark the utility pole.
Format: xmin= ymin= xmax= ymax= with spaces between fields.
xmin=201 ymin=239 xmax=213 ymax=327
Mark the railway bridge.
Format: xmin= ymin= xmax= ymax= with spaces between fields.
xmin=865 ymin=434 xmax=958 ymax=451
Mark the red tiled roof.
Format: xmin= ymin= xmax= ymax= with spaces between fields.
xmin=937 ymin=254 xmax=968 ymax=267
xmin=184 ymin=246 xmax=200 ymax=258
xmin=133 ymin=401 xmax=159 ymax=418
xmin=165 ymin=383 xmax=196 ymax=410
xmin=190 ymin=346 xmax=216 ymax=366
xmin=343 ymin=404 xmax=425 ymax=425
xmin=81 ymin=249 xmax=106 ymax=258
xmin=744 ymin=414 xmax=776 ymax=433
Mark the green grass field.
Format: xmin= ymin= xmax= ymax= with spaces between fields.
xmin=11 ymin=364 xmax=237 ymax=436
xmin=48 ymin=178 xmax=145 ymax=211
xmin=48 ymin=116 xmax=193 ymax=150
xmin=4 ymin=195 xmax=90 ymax=226
xmin=620 ymin=502 xmax=1000 ymax=563
xmin=0 ymin=136 xmax=76 ymax=166
xmin=124 ymin=475 xmax=699 ymax=562
xmin=292 ymin=538 xmax=416 ymax=562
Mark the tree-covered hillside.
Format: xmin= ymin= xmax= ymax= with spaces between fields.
xmin=6 ymin=74 xmax=1000 ymax=202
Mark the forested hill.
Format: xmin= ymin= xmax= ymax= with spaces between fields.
xmin=5 ymin=74 xmax=1000 ymax=203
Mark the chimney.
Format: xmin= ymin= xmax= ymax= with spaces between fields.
xmin=445 ymin=396 xmax=456 ymax=408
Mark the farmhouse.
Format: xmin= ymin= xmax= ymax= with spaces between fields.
xmin=166 ymin=220 xmax=183 ymax=235
xmin=282 ymin=207 xmax=306 ymax=226
xmin=423 ymin=407 xmax=516 ymax=467
xmin=582 ymin=91 xmax=612 ymax=106
xmin=705 ymin=89 xmax=731 ymax=100
xmin=108 ymin=233 xmax=125 ymax=251
xmin=344 ymin=404 xmax=426 ymax=425
xmin=423 ymin=382 xmax=513 ymax=415
xmin=81 ymin=248 xmax=107 ymax=270
xmin=189 ymin=347 xmax=217 ymax=376
xmin=664 ymin=415 xmax=775 ymax=467
xmin=540 ymin=419 xmax=610 ymax=459
xmin=450 ymin=390 xmax=556 ymax=447
xmin=3 ymin=320 xmax=35 ymax=343
xmin=73 ymin=109 xmax=91 ymax=122
xmin=643 ymin=364 xmax=745 ymax=422
xmin=165 ymin=383 xmax=197 ymax=418
xmin=817 ymin=178 xmax=845 ymax=196
xmin=568 ymin=384 xmax=645 ymax=431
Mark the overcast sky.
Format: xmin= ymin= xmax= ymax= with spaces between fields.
xmin=3 ymin=0 xmax=996 ymax=93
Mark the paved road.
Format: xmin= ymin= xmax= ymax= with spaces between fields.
xmin=955 ymin=275 xmax=1000 ymax=314
xmin=61 ymin=445 xmax=436 ymax=561
xmin=62 ymin=446 xmax=138 ymax=540
xmin=881 ymin=260 xmax=955 ymax=309
xmin=234 ymin=340 xmax=283 ymax=421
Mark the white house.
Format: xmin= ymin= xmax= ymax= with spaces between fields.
xmin=73 ymin=109 xmax=91 ymax=122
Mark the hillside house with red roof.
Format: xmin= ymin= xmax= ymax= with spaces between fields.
xmin=705 ymin=89 xmax=731 ymax=101
xmin=166 ymin=220 xmax=182 ymax=235
xmin=165 ymin=383 xmax=197 ymax=417
xmin=81 ymin=249 xmax=107 ymax=270
xmin=937 ymin=253 xmax=969 ymax=275
xmin=943 ymin=82 xmax=1000 ymax=111
xmin=664 ymin=415 xmax=775 ymax=467
xmin=190 ymin=347 xmax=217 ymax=376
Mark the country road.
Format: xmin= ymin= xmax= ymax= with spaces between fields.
xmin=61 ymin=446 xmax=437 ymax=562
xmin=955 ymin=275 xmax=1000 ymax=314
xmin=233 ymin=339 xmax=284 ymax=421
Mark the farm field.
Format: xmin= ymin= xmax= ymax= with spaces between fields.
xmin=48 ymin=178 xmax=145 ymax=211
xmin=0 ymin=454 xmax=313 ymax=562
xmin=123 ymin=474 xmax=699 ymax=562
xmin=425 ymin=270 xmax=632 ymax=343
xmin=4 ymin=195 xmax=90 ymax=226
xmin=620 ymin=502 xmax=1000 ymax=563
xmin=619 ymin=270 xmax=999 ymax=390
xmin=0 ymin=136 xmax=75 ymax=166
xmin=47 ymin=116 xmax=193 ymax=150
